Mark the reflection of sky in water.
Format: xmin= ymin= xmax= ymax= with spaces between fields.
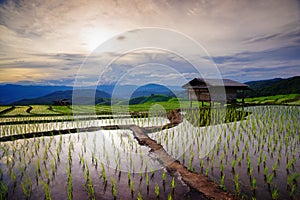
xmin=0 ymin=117 xmax=169 ymax=136
xmin=84 ymin=130 xmax=162 ymax=173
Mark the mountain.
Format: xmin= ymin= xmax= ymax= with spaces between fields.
xmin=13 ymin=90 xmax=111 ymax=105
xmin=0 ymin=83 xmax=184 ymax=105
xmin=2 ymin=76 xmax=298 ymax=105
xmin=0 ymin=84 xmax=72 ymax=104
xmin=245 ymin=76 xmax=300 ymax=97
xmin=97 ymin=84 xmax=184 ymax=99
xmin=128 ymin=94 xmax=174 ymax=105
xmin=245 ymin=78 xmax=283 ymax=90
xmin=131 ymin=84 xmax=180 ymax=98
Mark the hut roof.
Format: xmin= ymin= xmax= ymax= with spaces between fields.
xmin=182 ymin=78 xmax=249 ymax=89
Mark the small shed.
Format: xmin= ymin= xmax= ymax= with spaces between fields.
xmin=182 ymin=78 xmax=249 ymax=106
xmin=53 ymin=98 xmax=70 ymax=106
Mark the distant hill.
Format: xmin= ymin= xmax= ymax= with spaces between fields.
xmin=0 ymin=84 xmax=72 ymax=104
xmin=0 ymin=83 xmax=184 ymax=105
xmin=128 ymin=94 xmax=174 ymax=105
xmin=245 ymin=76 xmax=300 ymax=97
xmin=4 ymin=76 xmax=298 ymax=105
xmin=13 ymin=90 xmax=111 ymax=105
xmin=101 ymin=83 xmax=183 ymax=99
xmin=131 ymin=84 xmax=179 ymax=98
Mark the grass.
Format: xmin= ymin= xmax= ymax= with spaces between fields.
xmin=0 ymin=92 xmax=298 ymax=117
xmin=0 ymin=100 xmax=210 ymax=117
xmin=30 ymin=105 xmax=59 ymax=115
xmin=241 ymin=94 xmax=300 ymax=105
xmin=2 ymin=106 xmax=31 ymax=116
xmin=50 ymin=106 xmax=73 ymax=115
xmin=0 ymin=106 xmax=13 ymax=113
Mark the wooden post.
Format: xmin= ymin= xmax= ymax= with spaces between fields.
xmin=190 ymin=100 xmax=192 ymax=109
xmin=202 ymin=100 xmax=204 ymax=107
xmin=242 ymin=90 xmax=245 ymax=106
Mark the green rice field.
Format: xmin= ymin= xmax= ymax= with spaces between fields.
xmin=0 ymin=104 xmax=299 ymax=199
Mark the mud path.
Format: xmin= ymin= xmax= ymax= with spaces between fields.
xmin=25 ymin=106 xmax=32 ymax=114
xmin=126 ymin=109 xmax=235 ymax=200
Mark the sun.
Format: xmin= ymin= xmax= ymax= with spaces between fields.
xmin=81 ymin=28 xmax=113 ymax=52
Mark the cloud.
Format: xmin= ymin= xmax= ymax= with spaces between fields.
xmin=215 ymin=45 xmax=300 ymax=82
xmin=116 ymin=35 xmax=126 ymax=41
xmin=0 ymin=0 xmax=299 ymax=84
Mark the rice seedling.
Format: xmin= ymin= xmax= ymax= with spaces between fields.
xmin=289 ymin=184 xmax=296 ymax=197
xmin=66 ymin=165 xmax=73 ymax=200
xmin=130 ymin=179 xmax=135 ymax=196
xmin=10 ymin=170 xmax=17 ymax=185
xmin=43 ymin=167 xmax=50 ymax=184
xmin=111 ymin=178 xmax=117 ymax=199
xmin=252 ymin=178 xmax=257 ymax=190
xmin=220 ymin=174 xmax=226 ymax=190
xmin=155 ymin=183 xmax=160 ymax=198
xmin=205 ymin=167 xmax=209 ymax=176
xmin=263 ymin=166 xmax=269 ymax=178
xmin=85 ymin=165 xmax=95 ymax=200
xmin=162 ymin=171 xmax=166 ymax=182
xmin=21 ymin=176 xmax=32 ymax=199
xmin=272 ymin=161 xmax=278 ymax=173
xmin=137 ymin=192 xmax=142 ymax=200
xmin=271 ymin=187 xmax=279 ymax=199
xmin=235 ymin=173 xmax=240 ymax=195
xmin=0 ymin=181 xmax=8 ymax=199
xmin=40 ymin=180 xmax=51 ymax=200
xmin=249 ymin=166 xmax=253 ymax=177
xmin=266 ymin=174 xmax=273 ymax=185
xmin=171 ymin=177 xmax=175 ymax=190
xmin=101 ymin=162 xmax=107 ymax=183
xmin=231 ymin=159 xmax=236 ymax=172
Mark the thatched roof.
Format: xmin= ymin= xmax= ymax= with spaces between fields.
xmin=182 ymin=78 xmax=249 ymax=90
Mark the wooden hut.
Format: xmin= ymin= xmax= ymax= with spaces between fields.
xmin=182 ymin=78 xmax=249 ymax=107
xmin=53 ymin=98 xmax=70 ymax=106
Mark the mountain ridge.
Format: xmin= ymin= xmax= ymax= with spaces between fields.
xmin=245 ymin=76 xmax=300 ymax=97
xmin=12 ymin=89 xmax=111 ymax=105
xmin=1 ymin=76 xmax=299 ymax=105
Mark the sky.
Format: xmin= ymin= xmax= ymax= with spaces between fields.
xmin=0 ymin=0 xmax=300 ymax=86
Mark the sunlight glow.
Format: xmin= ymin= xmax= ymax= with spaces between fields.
xmin=81 ymin=28 xmax=114 ymax=52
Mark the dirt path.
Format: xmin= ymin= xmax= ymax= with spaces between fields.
xmin=125 ymin=109 xmax=235 ymax=200
xmin=128 ymin=125 xmax=234 ymax=199
xmin=26 ymin=105 xmax=33 ymax=114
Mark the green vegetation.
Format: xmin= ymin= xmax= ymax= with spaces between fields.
xmin=128 ymin=94 xmax=173 ymax=105
xmin=1 ymin=93 xmax=298 ymax=118
xmin=246 ymin=76 xmax=300 ymax=97
xmin=240 ymin=94 xmax=300 ymax=105
xmin=29 ymin=105 xmax=60 ymax=115
xmin=2 ymin=106 xmax=31 ymax=116
xmin=0 ymin=106 xmax=13 ymax=113
xmin=185 ymin=107 xmax=248 ymax=127
xmin=0 ymin=100 xmax=211 ymax=117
